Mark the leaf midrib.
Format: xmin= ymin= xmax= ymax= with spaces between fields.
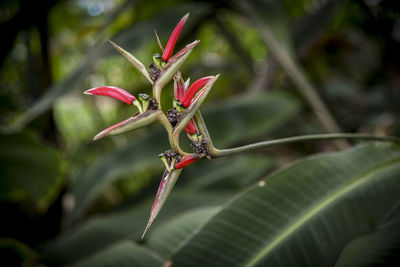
xmin=245 ymin=156 xmax=400 ymax=267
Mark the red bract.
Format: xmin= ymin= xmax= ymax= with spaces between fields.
xmin=184 ymin=120 xmax=197 ymax=135
xmin=174 ymin=154 xmax=200 ymax=169
xmin=174 ymin=75 xmax=186 ymax=101
xmin=181 ymin=77 xmax=212 ymax=108
xmin=84 ymin=86 xmax=136 ymax=105
xmin=162 ymin=14 xmax=189 ymax=62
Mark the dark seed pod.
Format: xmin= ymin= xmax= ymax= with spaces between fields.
xmin=148 ymin=98 xmax=158 ymax=110
xmin=166 ymin=107 xmax=181 ymax=126
xmin=148 ymin=63 xmax=161 ymax=81
xmin=191 ymin=138 xmax=210 ymax=158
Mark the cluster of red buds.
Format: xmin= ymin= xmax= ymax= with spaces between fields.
xmin=84 ymin=14 xmax=219 ymax=237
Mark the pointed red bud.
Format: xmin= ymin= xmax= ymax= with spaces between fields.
xmin=173 ymin=74 xmax=185 ymax=101
xmin=162 ymin=14 xmax=189 ymax=62
xmin=174 ymin=154 xmax=200 ymax=169
xmin=181 ymin=77 xmax=212 ymax=108
xmin=184 ymin=119 xmax=197 ymax=135
xmin=84 ymin=86 xmax=136 ymax=104
xmin=183 ymin=78 xmax=190 ymax=92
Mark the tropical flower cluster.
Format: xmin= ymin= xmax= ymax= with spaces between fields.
xmin=84 ymin=14 xmax=219 ymax=237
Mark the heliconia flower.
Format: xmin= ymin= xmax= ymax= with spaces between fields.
xmin=181 ymin=77 xmax=212 ymax=108
xmin=162 ymin=13 xmax=189 ymax=62
xmin=84 ymin=86 xmax=136 ymax=105
xmin=174 ymin=154 xmax=200 ymax=169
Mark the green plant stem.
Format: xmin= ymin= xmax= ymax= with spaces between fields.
xmin=212 ymin=134 xmax=400 ymax=158
xmin=194 ymin=111 xmax=214 ymax=148
xmin=157 ymin=112 xmax=187 ymax=156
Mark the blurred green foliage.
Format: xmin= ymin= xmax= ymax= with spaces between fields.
xmin=1 ymin=0 xmax=400 ymax=266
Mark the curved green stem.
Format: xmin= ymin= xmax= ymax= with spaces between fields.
xmin=212 ymin=133 xmax=400 ymax=158
xmin=157 ymin=111 xmax=172 ymax=132
xmin=157 ymin=111 xmax=187 ymax=156
xmin=194 ymin=111 xmax=215 ymax=152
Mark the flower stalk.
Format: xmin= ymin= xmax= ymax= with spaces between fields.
xmin=212 ymin=134 xmax=400 ymax=158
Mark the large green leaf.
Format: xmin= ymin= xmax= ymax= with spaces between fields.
xmin=147 ymin=206 xmax=220 ymax=258
xmin=69 ymin=93 xmax=299 ymax=220
xmin=50 ymin=155 xmax=272 ymax=264
xmin=182 ymin=154 xmax=273 ymax=190
xmin=67 ymin=241 xmax=163 ymax=267
xmin=335 ymin=200 xmax=400 ymax=266
xmin=169 ymin=144 xmax=400 ymax=266
xmin=0 ymin=132 xmax=64 ymax=209
xmin=46 ymin=190 xmax=232 ymax=264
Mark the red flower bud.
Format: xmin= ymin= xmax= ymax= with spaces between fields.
xmin=184 ymin=119 xmax=197 ymax=135
xmin=85 ymin=86 xmax=136 ymax=104
xmin=181 ymin=77 xmax=212 ymax=108
xmin=174 ymin=76 xmax=185 ymax=101
xmin=162 ymin=14 xmax=189 ymax=62
xmin=174 ymin=154 xmax=200 ymax=169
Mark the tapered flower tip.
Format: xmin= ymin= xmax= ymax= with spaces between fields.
xmin=108 ymin=40 xmax=153 ymax=84
xmin=169 ymin=39 xmax=199 ymax=63
xmin=93 ymin=110 xmax=161 ymax=141
xmin=84 ymin=86 xmax=136 ymax=105
xmin=174 ymin=154 xmax=200 ymax=169
xmin=142 ymin=169 xmax=182 ymax=238
xmin=181 ymin=76 xmax=213 ymax=108
xmin=162 ymin=13 xmax=189 ymax=62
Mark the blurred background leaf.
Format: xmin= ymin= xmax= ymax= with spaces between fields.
xmin=0 ymin=131 xmax=64 ymax=210
xmin=1 ymin=0 xmax=400 ymax=266
xmin=169 ymin=144 xmax=400 ymax=266
xmin=67 ymin=241 xmax=164 ymax=267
